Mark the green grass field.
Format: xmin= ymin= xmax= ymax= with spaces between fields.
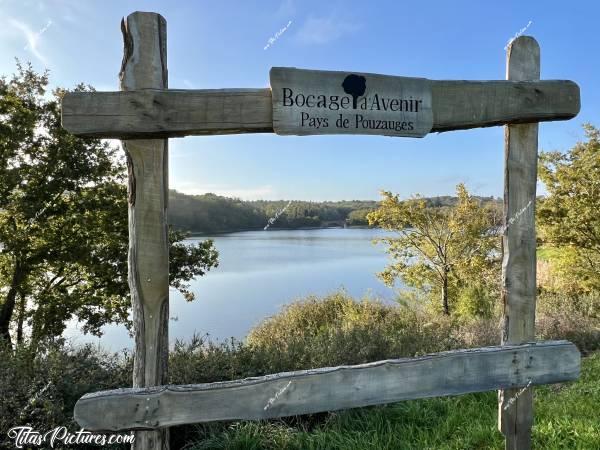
xmin=184 ymin=353 xmax=600 ymax=450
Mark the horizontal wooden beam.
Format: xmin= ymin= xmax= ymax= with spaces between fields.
xmin=430 ymin=80 xmax=578 ymax=132
xmin=62 ymin=88 xmax=273 ymax=138
xmin=74 ymin=340 xmax=579 ymax=431
xmin=61 ymin=80 xmax=580 ymax=138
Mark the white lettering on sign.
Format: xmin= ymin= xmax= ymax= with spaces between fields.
xmin=270 ymin=67 xmax=433 ymax=137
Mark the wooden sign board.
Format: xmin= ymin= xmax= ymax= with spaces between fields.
xmin=270 ymin=67 xmax=433 ymax=138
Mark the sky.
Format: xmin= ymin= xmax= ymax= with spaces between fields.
xmin=1 ymin=0 xmax=598 ymax=201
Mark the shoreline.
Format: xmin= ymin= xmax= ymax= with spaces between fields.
xmin=185 ymin=225 xmax=374 ymax=237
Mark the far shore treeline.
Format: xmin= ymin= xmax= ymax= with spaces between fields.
xmin=168 ymin=190 xmax=501 ymax=234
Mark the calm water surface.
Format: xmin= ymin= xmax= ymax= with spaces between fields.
xmin=65 ymin=228 xmax=399 ymax=350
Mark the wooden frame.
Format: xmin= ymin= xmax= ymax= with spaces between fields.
xmin=60 ymin=11 xmax=582 ymax=450
xmin=62 ymin=80 xmax=579 ymax=139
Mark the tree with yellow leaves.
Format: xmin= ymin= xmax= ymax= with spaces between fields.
xmin=368 ymin=184 xmax=500 ymax=316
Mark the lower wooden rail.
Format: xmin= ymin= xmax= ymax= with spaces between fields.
xmin=74 ymin=340 xmax=579 ymax=431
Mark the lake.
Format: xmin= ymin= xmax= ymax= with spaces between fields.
xmin=65 ymin=228 xmax=399 ymax=350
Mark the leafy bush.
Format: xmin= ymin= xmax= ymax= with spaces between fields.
xmin=454 ymin=283 xmax=497 ymax=320
xmin=246 ymin=291 xmax=462 ymax=369
xmin=0 ymin=339 xmax=132 ymax=449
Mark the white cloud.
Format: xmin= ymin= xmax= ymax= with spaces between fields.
xmin=295 ymin=16 xmax=359 ymax=45
xmin=9 ymin=18 xmax=52 ymax=65
xmin=171 ymin=182 xmax=274 ymax=200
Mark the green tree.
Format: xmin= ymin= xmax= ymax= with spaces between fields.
xmin=537 ymin=124 xmax=600 ymax=292
xmin=367 ymin=184 xmax=500 ymax=316
xmin=0 ymin=63 xmax=218 ymax=347
xmin=346 ymin=208 xmax=375 ymax=226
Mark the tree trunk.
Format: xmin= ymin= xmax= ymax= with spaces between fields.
xmin=0 ymin=260 xmax=25 ymax=346
xmin=29 ymin=309 xmax=46 ymax=353
xmin=16 ymin=289 xmax=26 ymax=345
xmin=441 ymin=270 xmax=449 ymax=315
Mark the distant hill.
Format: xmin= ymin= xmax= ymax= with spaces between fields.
xmin=168 ymin=190 xmax=501 ymax=234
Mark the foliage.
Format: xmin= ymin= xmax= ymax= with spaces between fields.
xmin=537 ymin=124 xmax=600 ymax=293
xmin=367 ymin=184 xmax=500 ymax=315
xmin=168 ymin=192 xmax=380 ymax=233
xmin=0 ymin=63 xmax=218 ymax=347
xmin=0 ymin=339 xmax=132 ymax=449
xmin=168 ymin=191 xmax=500 ymax=234
xmin=345 ymin=208 xmax=375 ymax=226
xmin=246 ymin=291 xmax=461 ymax=370
xmin=454 ymin=283 xmax=497 ymax=320
xmin=169 ymin=192 xmax=268 ymax=233
xmin=169 ymin=229 xmax=219 ymax=302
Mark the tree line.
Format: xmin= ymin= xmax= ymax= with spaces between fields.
xmin=168 ymin=192 xmax=380 ymax=232
xmin=168 ymin=191 xmax=500 ymax=233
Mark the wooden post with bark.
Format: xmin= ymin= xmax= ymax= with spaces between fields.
xmin=498 ymin=36 xmax=540 ymax=450
xmin=120 ymin=12 xmax=170 ymax=450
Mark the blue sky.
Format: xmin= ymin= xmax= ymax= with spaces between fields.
xmin=1 ymin=0 xmax=598 ymax=200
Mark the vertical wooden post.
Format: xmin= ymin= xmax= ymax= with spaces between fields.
xmin=498 ymin=36 xmax=540 ymax=450
xmin=120 ymin=12 xmax=170 ymax=450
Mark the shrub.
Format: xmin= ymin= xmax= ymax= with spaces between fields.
xmin=0 ymin=339 xmax=132 ymax=449
xmin=169 ymin=334 xmax=274 ymax=383
xmin=454 ymin=283 xmax=496 ymax=320
xmin=246 ymin=291 xmax=461 ymax=369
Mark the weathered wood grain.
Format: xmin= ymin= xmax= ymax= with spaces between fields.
xmin=74 ymin=341 xmax=580 ymax=432
xmin=498 ymin=36 xmax=540 ymax=450
xmin=430 ymin=80 xmax=577 ymax=131
xmin=63 ymin=88 xmax=273 ymax=138
xmin=61 ymin=79 xmax=579 ymax=139
xmin=121 ymin=12 xmax=170 ymax=450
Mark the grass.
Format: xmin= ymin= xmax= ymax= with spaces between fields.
xmin=183 ymin=353 xmax=600 ymax=450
